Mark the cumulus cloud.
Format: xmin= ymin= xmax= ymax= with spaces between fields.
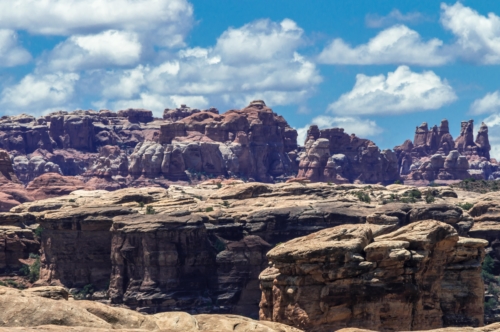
xmin=318 ymin=25 xmax=449 ymax=66
xmin=94 ymin=19 xmax=322 ymax=115
xmin=470 ymin=91 xmax=500 ymax=115
xmin=0 ymin=0 xmax=193 ymax=47
xmin=0 ymin=29 xmax=31 ymax=67
xmin=45 ymin=30 xmax=142 ymax=71
xmin=328 ymin=65 xmax=456 ymax=115
xmin=214 ymin=18 xmax=304 ymax=65
xmin=441 ymin=2 xmax=500 ymax=64
xmin=366 ymin=9 xmax=426 ymax=28
xmin=296 ymin=115 xmax=383 ymax=145
xmin=0 ymin=72 xmax=79 ymax=114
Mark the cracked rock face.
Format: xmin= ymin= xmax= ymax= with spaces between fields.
xmin=260 ymin=220 xmax=487 ymax=332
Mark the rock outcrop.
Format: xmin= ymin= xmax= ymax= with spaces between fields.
xmin=131 ymin=100 xmax=298 ymax=182
xmin=296 ymin=126 xmax=399 ymax=184
xmin=260 ymin=220 xmax=487 ymax=331
xmin=3 ymin=181 xmax=487 ymax=319
xmin=0 ymin=149 xmax=32 ymax=211
xmin=395 ymin=119 xmax=497 ymax=184
xmin=0 ymin=286 xmax=301 ymax=332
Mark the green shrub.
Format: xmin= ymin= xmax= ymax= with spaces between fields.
xmin=484 ymin=255 xmax=496 ymax=275
xmin=457 ymin=202 xmax=474 ymax=211
xmin=213 ymin=238 xmax=226 ymax=253
xmin=138 ymin=201 xmax=145 ymax=208
xmin=394 ymin=180 xmax=402 ymax=185
xmin=216 ymin=182 xmax=222 ymax=189
xmin=19 ymin=264 xmax=30 ymax=276
xmin=485 ymin=297 xmax=498 ymax=312
xmin=327 ymin=181 xmax=332 ymax=185
xmin=222 ymin=201 xmax=230 ymax=207
xmin=352 ymin=191 xmax=371 ymax=203
xmin=205 ymin=207 xmax=214 ymax=213
xmin=73 ymin=283 xmax=95 ymax=300
xmin=404 ymin=189 xmax=422 ymax=199
xmin=34 ymin=226 xmax=43 ymax=238
xmin=68 ymin=199 xmax=76 ymax=203
xmin=400 ymin=197 xmax=416 ymax=204
xmin=425 ymin=191 xmax=435 ymax=204
xmin=28 ymin=255 xmax=41 ymax=283
xmin=146 ymin=206 xmax=156 ymax=215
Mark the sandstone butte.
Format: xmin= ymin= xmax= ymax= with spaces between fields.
xmin=0 ymin=100 xmax=499 ymax=214
xmin=2 ymin=176 xmax=500 ymax=330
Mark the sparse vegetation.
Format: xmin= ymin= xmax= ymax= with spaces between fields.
xmin=404 ymin=189 xmax=422 ymax=199
xmin=138 ymin=201 xmax=145 ymax=209
xmin=394 ymin=180 xmax=402 ymax=185
xmin=73 ymin=284 xmax=95 ymax=300
xmin=222 ymin=201 xmax=230 ymax=207
xmin=34 ymin=226 xmax=43 ymax=238
xmin=26 ymin=254 xmax=41 ymax=283
xmin=216 ymin=182 xmax=222 ymax=189
xmin=425 ymin=191 xmax=436 ymax=204
xmin=453 ymin=178 xmax=500 ymax=193
xmin=213 ymin=237 xmax=226 ymax=253
xmin=146 ymin=206 xmax=156 ymax=215
xmin=68 ymin=199 xmax=76 ymax=203
xmin=327 ymin=181 xmax=332 ymax=185
xmin=457 ymin=202 xmax=474 ymax=211
xmin=205 ymin=207 xmax=214 ymax=213
xmin=352 ymin=191 xmax=371 ymax=203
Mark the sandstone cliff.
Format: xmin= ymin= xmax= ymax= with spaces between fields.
xmin=260 ymin=220 xmax=487 ymax=331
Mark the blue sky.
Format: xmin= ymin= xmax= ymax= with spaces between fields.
xmin=2 ymin=1 xmax=500 ymax=156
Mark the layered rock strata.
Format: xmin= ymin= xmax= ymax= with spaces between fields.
xmin=260 ymin=220 xmax=487 ymax=331
xmin=3 ymin=182 xmax=484 ymax=318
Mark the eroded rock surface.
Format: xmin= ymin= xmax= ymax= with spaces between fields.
xmin=260 ymin=220 xmax=487 ymax=331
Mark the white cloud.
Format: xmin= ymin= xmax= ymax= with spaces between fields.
xmin=0 ymin=0 xmax=193 ymax=47
xmin=0 ymin=72 xmax=79 ymax=114
xmin=0 ymin=29 xmax=31 ymax=67
xmin=441 ymin=2 xmax=500 ymax=64
xmin=328 ymin=65 xmax=456 ymax=115
xmin=470 ymin=91 xmax=500 ymax=115
xmin=92 ymin=19 xmax=322 ymax=114
xmin=45 ymin=30 xmax=142 ymax=71
xmin=214 ymin=18 xmax=304 ymax=65
xmin=296 ymin=116 xmax=383 ymax=145
xmin=318 ymin=25 xmax=449 ymax=66
xmin=366 ymin=9 xmax=426 ymax=28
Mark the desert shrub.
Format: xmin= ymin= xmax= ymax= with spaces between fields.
xmin=34 ymin=226 xmax=43 ymax=238
xmin=353 ymin=191 xmax=371 ymax=203
xmin=216 ymin=182 xmax=222 ymax=189
xmin=404 ymin=189 xmax=422 ymax=199
xmin=28 ymin=254 xmax=41 ymax=283
xmin=428 ymin=181 xmax=439 ymax=187
xmin=400 ymin=197 xmax=416 ymax=204
xmin=457 ymin=202 xmax=474 ymax=211
xmin=138 ymin=201 xmax=145 ymax=208
xmin=146 ymin=206 xmax=156 ymax=215
xmin=205 ymin=207 xmax=214 ymax=213
xmin=484 ymin=255 xmax=496 ymax=275
xmin=425 ymin=191 xmax=435 ymax=204
xmin=19 ymin=265 xmax=30 ymax=276
xmin=394 ymin=180 xmax=402 ymax=185
xmin=213 ymin=238 xmax=226 ymax=253
xmin=68 ymin=199 xmax=76 ymax=203
xmin=222 ymin=201 xmax=230 ymax=207
xmin=485 ymin=297 xmax=498 ymax=312
xmin=73 ymin=284 xmax=95 ymax=300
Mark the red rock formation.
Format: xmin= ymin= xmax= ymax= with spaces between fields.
xmin=297 ymin=125 xmax=399 ymax=184
xmin=25 ymin=173 xmax=94 ymax=200
xmin=0 ymin=149 xmax=32 ymax=211
xmin=131 ymin=100 xmax=298 ymax=182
